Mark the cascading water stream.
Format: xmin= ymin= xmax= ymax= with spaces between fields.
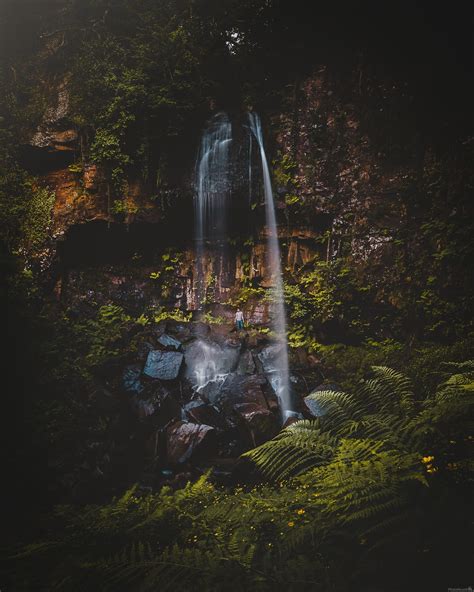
xmin=193 ymin=111 xmax=293 ymax=420
xmin=194 ymin=112 xmax=232 ymax=312
xmin=248 ymin=112 xmax=293 ymax=419
xmin=192 ymin=113 xmax=233 ymax=396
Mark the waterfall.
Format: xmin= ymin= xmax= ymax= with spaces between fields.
xmin=193 ymin=111 xmax=293 ymax=420
xmin=248 ymin=112 xmax=293 ymax=419
xmin=194 ymin=112 xmax=232 ymax=311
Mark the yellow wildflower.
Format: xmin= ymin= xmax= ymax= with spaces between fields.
xmin=297 ymin=509 xmax=305 ymax=515
xmin=288 ymin=521 xmax=295 ymax=527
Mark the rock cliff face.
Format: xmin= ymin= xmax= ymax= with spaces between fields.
xmin=24 ymin=62 xmax=472 ymax=336
xmin=23 ymin=76 xmax=326 ymax=320
xmin=56 ymin=226 xmax=321 ymax=325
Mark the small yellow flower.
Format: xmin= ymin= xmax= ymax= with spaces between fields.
xmin=297 ymin=509 xmax=305 ymax=515
xmin=421 ymin=455 xmax=435 ymax=464
xmin=288 ymin=521 xmax=295 ymax=527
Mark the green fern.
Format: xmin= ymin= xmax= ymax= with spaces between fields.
xmin=9 ymin=363 xmax=474 ymax=591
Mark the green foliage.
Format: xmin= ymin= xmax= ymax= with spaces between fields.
xmin=227 ymin=285 xmax=265 ymax=306
xmin=68 ymin=162 xmax=84 ymax=174
xmin=20 ymin=186 xmax=55 ymax=253
xmin=147 ymin=250 xmax=183 ymax=299
xmin=68 ymin=3 xmax=205 ymax=194
xmin=77 ymin=304 xmax=132 ymax=368
xmin=317 ymin=336 xmax=474 ymax=394
xmin=201 ymin=311 xmax=225 ymax=325
xmin=0 ymin=163 xmax=33 ymax=251
xmin=40 ymin=304 xmax=134 ymax=383
xmin=153 ymin=307 xmax=191 ymax=324
xmin=284 ymin=193 xmax=301 ymax=205
xmin=283 ymin=257 xmax=373 ymax=345
xmin=110 ymin=199 xmax=139 ymax=216
xmin=10 ymin=363 xmax=473 ymax=590
xmin=135 ymin=313 xmax=150 ymax=326
xmin=272 ymin=152 xmax=298 ymax=188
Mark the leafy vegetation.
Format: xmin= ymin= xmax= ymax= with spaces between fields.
xmin=1 ymin=2 xmax=472 ymax=591
xmin=8 ymin=364 xmax=473 ymax=591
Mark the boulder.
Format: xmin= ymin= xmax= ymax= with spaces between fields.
xmin=136 ymin=340 xmax=154 ymax=362
xmin=246 ymin=329 xmax=269 ymax=349
xmin=143 ymin=350 xmax=183 ymax=380
xmin=183 ymin=399 xmax=228 ymax=429
xmin=158 ymin=334 xmax=182 ymax=350
xmin=190 ymin=322 xmax=211 ymax=338
xmin=303 ymin=395 xmax=325 ymax=417
xmin=258 ymin=343 xmax=287 ymax=374
xmin=236 ymin=350 xmax=256 ymax=375
xmin=122 ymin=364 xmax=144 ymax=394
xmin=142 ymin=396 xmax=182 ymax=426
xmin=166 ymin=421 xmax=215 ymax=464
xmin=234 ymin=402 xmax=279 ymax=445
xmin=282 ymin=410 xmax=304 ymax=428
xmin=195 ymin=376 xmax=227 ymax=403
xmin=219 ymin=373 xmax=278 ymax=411
xmin=166 ymin=321 xmax=192 ymax=341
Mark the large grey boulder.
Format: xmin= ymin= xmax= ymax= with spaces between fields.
xmin=143 ymin=350 xmax=183 ymax=380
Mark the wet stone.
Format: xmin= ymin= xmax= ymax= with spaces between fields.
xmin=234 ymin=402 xmax=279 ymax=445
xmin=132 ymin=382 xmax=182 ymax=426
xmin=258 ymin=343 xmax=287 ymax=374
xmin=166 ymin=421 xmax=215 ymax=464
xmin=303 ymin=395 xmax=325 ymax=417
xmin=236 ymin=350 xmax=256 ymax=375
xmin=123 ymin=364 xmax=144 ymax=394
xmin=158 ymin=334 xmax=182 ymax=350
xmin=219 ymin=373 xmax=270 ymax=408
xmin=143 ymin=350 xmax=183 ymax=380
xmin=183 ymin=399 xmax=228 ymax=429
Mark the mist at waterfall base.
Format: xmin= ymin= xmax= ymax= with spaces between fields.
xmin=192 ymin=112 xmax=295 ymax=421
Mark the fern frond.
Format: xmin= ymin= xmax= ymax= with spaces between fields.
xmin=244 ymin=420 xmax=336 ymax=480
xmin=369 ymin=366 xmax=415 ymax=413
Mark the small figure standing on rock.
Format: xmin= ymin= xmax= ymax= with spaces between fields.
xmin=235 ymin=307 xmax=245 ymax=331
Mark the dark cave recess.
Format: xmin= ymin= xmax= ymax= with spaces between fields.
xmin=57 ymin=220 xmax=194 ymax=267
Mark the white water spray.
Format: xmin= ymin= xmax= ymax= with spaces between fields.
xmin=194 ymin=112 xmax=232 ymax=311
xmin=248 ymin=112 xmax=293 ymax=418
